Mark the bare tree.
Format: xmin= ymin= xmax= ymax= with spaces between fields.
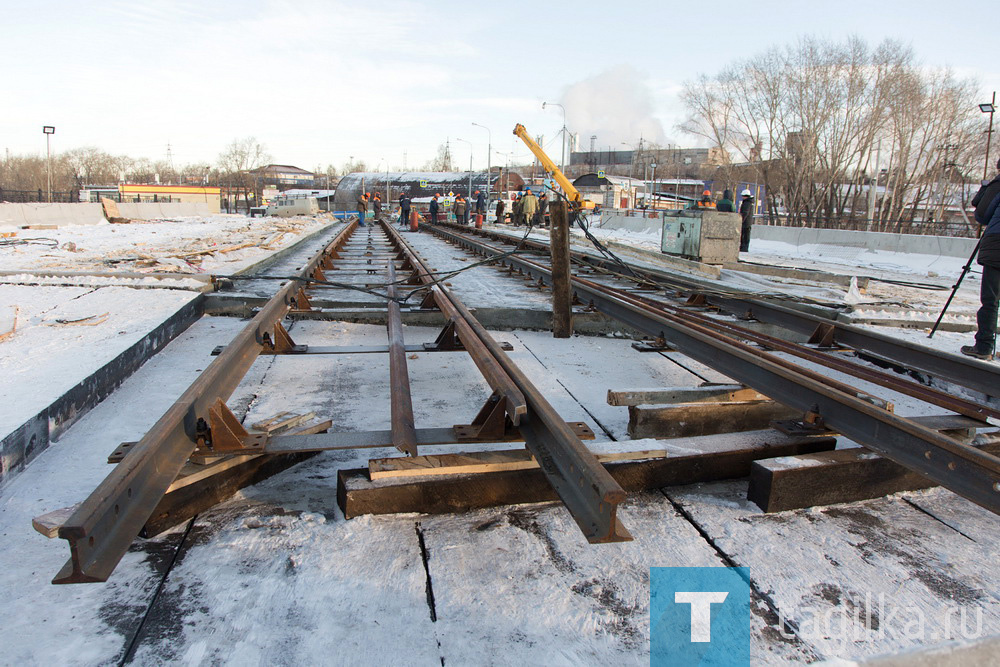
xmin=681 ymin=36 xmax=982 ymax=231
xmin=423 ymin=142 xmax=453 ymax=171
xmin=217 ymin=137 xmax=270 ymax=212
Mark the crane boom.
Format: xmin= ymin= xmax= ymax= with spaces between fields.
xmin=513 ymin=123 xmax=583 ymax=206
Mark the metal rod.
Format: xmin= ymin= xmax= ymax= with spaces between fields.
xmin=929 ymin=236 xmax=983 ymax=339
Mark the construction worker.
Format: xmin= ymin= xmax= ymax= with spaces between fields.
xmin=717 ymin=189 xmax=736 ymax=212
xmin=496 ymin=197 xmax=506 ymax=224
xmin=512 ymin=192 xmax=524 ymax=226
xmin=962 ymin=158 xmax=1000 ymax=360
xmin=475 ymin=189 xmax=486 ymax=216
xmin=739 ymin=189 xmax=755 ymax=251
xmin=455 ymin=194 xmax=468 ymax=225
xmin=398 ymin=191 xmax=411 ymax=228
xmin=356 ymin=192 xmax=368 ymax=226
xmin=698 ymin=189 xmax=716 ymax=209
xmin=372 ymin=192 xmax=382 ymax=222
xmin=429 ymin=193 xmax=440 ymax=225
xmin=538 ymin=192 xmax=549 ymax=227
xmin=521 ymin=189 xmax=538 ymax=227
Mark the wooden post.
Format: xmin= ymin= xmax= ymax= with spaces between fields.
xmin=550 ymin=201 xmax=572 ymax=338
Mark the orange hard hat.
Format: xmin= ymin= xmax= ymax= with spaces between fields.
xmin=703 ymin=189 xmax=711 ymax=196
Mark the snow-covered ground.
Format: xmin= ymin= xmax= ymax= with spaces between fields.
xmin=0 ymin=214 xmax=333 ymax=446
xmin=0 ymin=218 xmax=997 ymax=664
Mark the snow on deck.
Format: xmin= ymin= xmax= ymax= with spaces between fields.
xmin=0 ymin=220 xmax=997 ymax=664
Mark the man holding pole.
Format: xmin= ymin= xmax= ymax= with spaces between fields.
xmin=962 ymin=158 xmax=1000 ymax=360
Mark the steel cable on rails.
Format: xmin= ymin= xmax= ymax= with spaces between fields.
xmin=217 ymin=220 xmax=544 ymax=306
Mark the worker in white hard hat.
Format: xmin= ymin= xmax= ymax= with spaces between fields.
xmin=739 ymin=188 xmax=755 ymax=252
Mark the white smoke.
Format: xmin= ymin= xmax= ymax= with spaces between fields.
xmin=561 ymin=65 xmax=668 ymax=149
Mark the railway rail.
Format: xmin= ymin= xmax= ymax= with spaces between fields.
xmin=426 ymin=221 xmax=1000 ymax=515
xmin=49 ymin=219 xmax=628 ymax=584
xmin=452 ymin=223 xmax=1000 ymax=403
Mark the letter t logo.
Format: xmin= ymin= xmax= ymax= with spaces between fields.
xmin=675 ymin=591 xmax=729 ymax=642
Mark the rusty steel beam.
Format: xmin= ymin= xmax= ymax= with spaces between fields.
xmin=52 ymin=222 xmax=358 ymax=584
xmin=386 ymin=262 xmax=418 ymax=456
xmin=438 ymin=223 xmax=1000 ymax=402
xmin=383 ymin=222 xmax=631 ymax=543
xmin=425 ymin=225 xmax=1000 ymax=516
xmin=382 ymin=225 xmax=527 ymax=425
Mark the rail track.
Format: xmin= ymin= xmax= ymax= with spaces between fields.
xmin=43 ymin=216 xmax=1000 ymax=584
xmin=49 ymin=219 xmax=629 ymax=584
xmin=425 ymin=221 xmax=1000 ymax=515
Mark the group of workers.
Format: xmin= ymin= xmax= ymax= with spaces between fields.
xmin=355 ymin=191 xmax=383 ymax=226
xmin=497 ymin=189 xmax=548 ymax=227
xmin=688 ymin=187 xmax=756 ymax=252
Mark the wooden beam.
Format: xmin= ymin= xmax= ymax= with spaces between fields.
xmin=628 ymin=400 xmax=799 ymax=439
xmin=608 ymin=384 xmax=764 ymax=406
xmin=748 ymin=432 xmax=1000 ymax=513
xmin=140 ymin=452 xmax=316 ymax=537
xmin=369 ymin=448 xmax=668 ymax=480
xmin=549 ymin=201 xmax=572 ymax=338
xmin=338 ymin=431 xmax=836 ymax=518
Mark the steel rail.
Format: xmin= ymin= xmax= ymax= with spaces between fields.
xmin=427 ymin=225 xmax=1000 ymax=514
xmin=52 ymin=222 xmax=358 ymax=584
xmin=383 ymin=222 xmax=631 ymax=542
xmin=386 ymin=262 xmax=418 ymax=456
xmin=443 ymin=223 xmax=1000 ymax=401
xmin=384 ymin=229 xmax=527 ymax=424
xmin=626 ymin=293 xmax=1000 ymax=423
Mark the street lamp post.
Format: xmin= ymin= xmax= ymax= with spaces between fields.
xmin=43 ymin=125 xmax=55 ymax=202
xmin=650 ymin=161 xmax=657 ymax=209
xmin=542 ymin=101 xmax=567 ymax=176
xmin=981 ymin=92 xmax=996 ymax=181
xmin=472 ymin=122 xmax=491 ymax=211
xmin=494 ymin=149 xmax=511 ymax=209
xmin=455 ymin=138 xmax=473 ymax=202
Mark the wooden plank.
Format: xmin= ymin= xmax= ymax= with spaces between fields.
xmin=339 ymin=431 xmax=837 ymax=518
xmin=369 ymin=448 xmax=669 ymax=480
xmin=263 ymin=422 xmax=595 ymax=454
xmin=607 ymin=384 xmax=761 ymax=406
xmin=32 ymin=504 xmax=81 ymax=538
xmin=748 ymin=434 xmax=1000 ymax=513
xmin=140 ymin=452 xmax=317 ymax=537
xmin=628 ymin=400 xmax=798 ymax=438
xmin=253 ymin=412 xmax=316 ymax=434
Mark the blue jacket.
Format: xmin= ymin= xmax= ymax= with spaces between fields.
xmin=476 ymin=192 xmax=486 ymax=212
xmin=973 ymin=175 xmax=1000 ymax=235
xmin=973 ymin=175 xmax=1000 ymax=267
xmin=429 ymin=198 xmax=439 ymax=214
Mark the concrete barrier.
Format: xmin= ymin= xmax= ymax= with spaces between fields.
xmin=0 ymin=202 xmax=105 ymax=228
xmin=596 ymin=212 xmax=662 ymax=235
xmin=117 ymin=202 xmax=212 ymax=219
xmin=751 ymin=225 xmax=978 ymax=259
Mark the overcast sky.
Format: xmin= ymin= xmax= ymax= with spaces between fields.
xmin=3 ymin=0 xmax=998 ymax=173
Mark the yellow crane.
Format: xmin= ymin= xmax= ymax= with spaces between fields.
xmin=513 ymin=123 xmax=595 ymax=210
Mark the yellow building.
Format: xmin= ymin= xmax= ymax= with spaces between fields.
xmin=119 ymin=184 xmax=221 ymax=213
